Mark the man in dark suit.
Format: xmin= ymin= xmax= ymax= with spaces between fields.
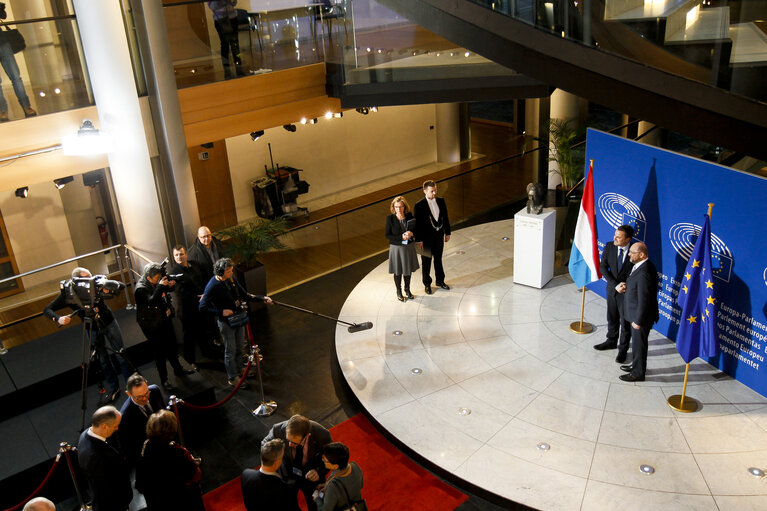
xmin=594 ymin=225 xmax=635 ymax=363
xmin=117 ymin=373 xmax=165 ymax=466
xmin=187 ymin=225 xmax=225 ymax=282
xmin=619 ymin=242 xmax=659 ymax=382
xmin=261 ymin=414 xmax=332 ymax=511
xmin=242 ymin=439 xmax=300 ymax=511
xmin=77 ymin=406 xmax=132 ymax=511
xmin=414 ymin=180 xmax=451 ymax=295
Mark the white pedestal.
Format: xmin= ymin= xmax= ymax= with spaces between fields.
xmin=513 ymin=208 xmax=555 ymax=288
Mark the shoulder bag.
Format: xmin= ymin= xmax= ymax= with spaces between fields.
xmin=331 ymin=470 xmax=367 ymax=511
xmin=0 ymin=23 xmax=25 ymax=53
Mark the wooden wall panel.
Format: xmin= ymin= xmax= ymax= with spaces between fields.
xmin=187 ymin=141 xmax=237 ymax=231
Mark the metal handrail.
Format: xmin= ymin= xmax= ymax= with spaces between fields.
xmin=123 ymin=244 xmax=161 ymax=295
xmin=0 ymin=244 xmax=123 ymax=286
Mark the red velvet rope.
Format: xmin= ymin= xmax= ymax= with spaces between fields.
xmin=178 ymin=323 xmax=257 ymax=411
xmin=3 ymin=457 xmax=60 ymax=511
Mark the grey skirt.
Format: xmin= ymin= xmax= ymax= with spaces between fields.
xmin=388 ymin=243 xmax=420 ymax=275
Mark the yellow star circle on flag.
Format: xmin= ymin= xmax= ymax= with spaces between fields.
xmin=687 ymin=315 xmax=697 ymax=324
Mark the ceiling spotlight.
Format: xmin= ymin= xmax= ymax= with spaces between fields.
xmin=325 ymin=111 xmax=333 ymax=119
xmin=283 ymin=124 xmax=297 ymax=132
xmin=54 ymin=176 xmax=74 ymax=189
xmin=355 ymin=107 xmax=370 ymax=115
xmin=370 ymin=106 xmax=378 ymax=112
xmin=250 ymin=130 xmax=264 ymax=141
xmin=309 ymin=118 xmax=318 ymax=124
xmin=300 ymin=117 xmax=307 ymax=124
xmin=200 ymin=142 xmax=214 ymax=149
xmin=333 ymin=112 xmax=343 ymax=118
xmin=15 ymin=187 xmax=28 ymax=198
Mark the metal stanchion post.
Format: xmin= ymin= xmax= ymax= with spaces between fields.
xmin=250 ymin=344 xmax=277 ymax=417
xmin=168 ymin=395 xmax=186 ymax=446
xmin=59 ymin=442 xmax=91 ymax=511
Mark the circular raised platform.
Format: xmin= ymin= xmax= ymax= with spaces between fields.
xmin=335 ymin=220 xmax=767 ymax=511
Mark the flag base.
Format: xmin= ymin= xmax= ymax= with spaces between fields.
xmin=667 ymin=395 xmax=698 ymax=413
xmin=569 ymin=321 xmax=594 ymax=334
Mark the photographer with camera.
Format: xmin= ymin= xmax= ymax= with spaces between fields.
xmin=170 ymin=245 xmax=212 ymax=369
xmin=134 ymin=262 xmax=194 ymax=389
xmin=199 ymin=257 xmax=272 ymax=386
xmin=44 ymin=267 xmax=132 ymax=402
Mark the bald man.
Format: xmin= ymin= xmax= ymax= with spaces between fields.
xmin=619 ymin=242 xmax=659 ymax=382
xmin=187 ymin=226 xmax=225 ymax=282
xmin=22 ymin=497 xmax=55 ymax=511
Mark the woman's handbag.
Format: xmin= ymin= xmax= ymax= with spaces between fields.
xmin=332 ymin=474 xmax=367 ymax=511
xmin=226 ymin=308 xmax=249 ymax=327
xmin=0 ymin=24 xmax=25 ymax=53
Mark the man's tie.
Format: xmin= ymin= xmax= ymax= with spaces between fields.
xmin=617 ymin=247 xmax=624 ymax=271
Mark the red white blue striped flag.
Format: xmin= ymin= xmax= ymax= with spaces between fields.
xmin=568 ymin=161 xmax=602 ymax=288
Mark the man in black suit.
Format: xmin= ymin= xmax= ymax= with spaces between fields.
xmin=242 ymin=439 xmax=300 ymax=511
xmin=594 ymin=225 xmax=635 ymax=363
xmin=261 ymin=414 xmax=333 ymax=511
xmin=77 ymin=406 xmax=132 ymax=511
xmin=187 ymin=226 xmax=225 ymax=282
xmin=619 ymin=242 xmax=659 ymax=382
xmin=117 ymin=373 xmax=165 ymax=466
xmin=414 ymin=180 xmax=451 ymax=294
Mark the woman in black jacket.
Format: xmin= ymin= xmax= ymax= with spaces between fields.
xmin=136 ymin=410 xmax=205 ymax=511
xmin=385 ymin=196 xmax=419 ymax=301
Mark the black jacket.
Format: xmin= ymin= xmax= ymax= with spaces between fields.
xmin=261 ymin=420 xmax=333 ymax=482
xmin=187 ymin=236 xmax=225 ymax=282
xmin=385 ymin=212 xmax=415 ymax=246
xmin=77 ymin=430 xmax=133 ymax=511
xmin=624 ymin=260 xmax=660 ymax=327
xmin=600 ymin=241 xmax=634 ymax=297
xmin=414 ymin=196 xmax=451 ymax=244
xmin=43 ymin=282 xmax=116 ymax=327
xmin=134 ymin=277 xmax=174 ymax=334
xmin=117 ymin=384 xmax=165 ymax=466
xmin=169 ymin=260 xmax=207 ymax=318
xmin=241 ymin=469 xmax=300 ymax=511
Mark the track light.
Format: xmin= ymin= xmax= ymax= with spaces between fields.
xmin=283 ymin=124 xmax=297 ymax=132
xmin=370 ymin=107 xmax=378 ymax=112
xmin=333 ymin=112 xmax=343 ymax=118
xmin=355 ymin=107 xmax=369 ymax=115
xmin=250 ymin=130 xmax=264 ymax=141
xmin=300 ymin=117 xmax=307 ymax=124
xmin=54 ymin=176 xmax=74 ymax=189
xmin=324 ymin=111 xmax=333 ymax=119
xmin=15 ymin=187 xmax=28 ymax=198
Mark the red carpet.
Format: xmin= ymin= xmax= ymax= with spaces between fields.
xmin=203 ymin=413 xmax=469 ymax=510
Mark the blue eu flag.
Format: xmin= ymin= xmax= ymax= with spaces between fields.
xmin=676 ymin=214 xmax=719 ymax=364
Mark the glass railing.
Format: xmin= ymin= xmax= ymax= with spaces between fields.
xmin=258 ymin=147 xmax=536 ymax=292
xmin=326 ymin=0 xmax=521 ymax=86
xmin=161 ymin=0 xmax=327 ymax=89
xmin=464 ymin=0 xmax=767 ymax=105
xmin=0 ymin=15 xmax=93 ymax=120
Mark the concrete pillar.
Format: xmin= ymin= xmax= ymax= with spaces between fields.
xmin=435 ymin=103 xmax=460 ymax=163
xmin=131 ymin=0 xmax=201 ymax=247
xmin=73 ymin=0 xmax=166 ymax=260
xmin=637 ymin=121 xmax=661 ymax=146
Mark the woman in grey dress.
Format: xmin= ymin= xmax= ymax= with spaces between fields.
xmin=385 ymin=196 xmax=419 ymax=301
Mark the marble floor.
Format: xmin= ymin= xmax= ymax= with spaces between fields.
xmin=335 ymin=219 xmax=767 ymax=511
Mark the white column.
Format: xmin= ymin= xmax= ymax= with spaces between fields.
xmin=638 ymin=121 xmax=661 ymax=146
xmin=73 ymin=0 xmax=166 ymax=260
xmin=435 ymin=103 xmax=460 ymax=163
xmin=548 ymin=89 xmax=580 ymax=188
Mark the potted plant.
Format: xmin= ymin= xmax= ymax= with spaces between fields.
xmin=547 ymin=118 xmax=586 ymax=205
xmin=216 ymin=218 xmax=289 ymax=306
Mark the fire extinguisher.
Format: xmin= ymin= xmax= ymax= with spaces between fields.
xmin=96 ymin=216 xmax=109 ymax=247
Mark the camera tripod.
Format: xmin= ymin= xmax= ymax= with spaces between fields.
xmin=77 ymin=310 xmax=138 ymax=431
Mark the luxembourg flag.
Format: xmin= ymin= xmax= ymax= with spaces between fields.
xmin=568 ymin=160 xmax=602 ymax=288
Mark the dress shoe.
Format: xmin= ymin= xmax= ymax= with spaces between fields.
xmin=619 ymin=373 xmax=645 ymax=382
xmin=227 ymin=378 xmax=237 ymax=387
xmin=188 ymin=364 xmax=199 ymax=372
xmin=23 ymin=106 xmax=37 ymax=117
xmin=405 ymin=288 xmax=414 ymax=300
xmin=175 ymin=368 xmax=195 ymax=376
xmin=619 ymin=365 xmax=633 ymax=373
xmin=161 ymin=380 xmax=173 ymax=389
xmin=396 ymin=290 xmax=406 ymax=302
xmin=107 ymin=388 xmax=122 ymax=403
xmin=593 ymin=340 xmax=618 ymax=351
xmin=615 ymin=351 xmax=628 ymax=363
xmin=424 ymin=285 xmax=433 ymax=295
xmin=437 ymin=283 xmax=450 ymax=290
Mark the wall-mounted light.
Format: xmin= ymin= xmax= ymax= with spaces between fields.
xmin=15 ymin=187 xmax=28 ymax=198
xmin=333 ymin=112 xmax=343 ymax=119
xmin=61 ymin=119 xmax=113 ymax=155
xmin=250 ymin=130 xmax=264 ymax=141
xmin=324 ymin=111 xmax=333 ymax=119
xmin=201 ymin=142 xmax=214 ymax=149
xmin=283 ymin=124 xmax=297 ymax=132
xmin=355 ymin=107 xmax=370 ymax=115
xmin=300 ymin=117 xmax=307 ymax=124
xmin=370 ymin=107 xmax=378 ymax=112
xmin=309 ymin=118 xmax=318 ymax=124
xmin=54 ymin=176 xmax=74 ymax=189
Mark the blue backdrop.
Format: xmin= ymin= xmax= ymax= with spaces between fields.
xmin=585 ymin=129 xmax=767 ymax=396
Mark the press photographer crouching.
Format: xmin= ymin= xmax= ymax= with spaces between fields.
xmin=199 ymin=257 xmax=272 ymax=386
xmin=134 ymin=262 xmax=194 ymax=389
xmin=43 ymin=267 xmax=132 ymax=402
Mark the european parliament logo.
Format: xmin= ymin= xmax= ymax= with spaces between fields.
xmin=668 ymin=223 xmax=733 ymax=283
xmin=597 ymin=193 xmax=647 ymax=241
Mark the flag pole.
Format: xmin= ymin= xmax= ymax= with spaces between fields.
xmin=570 ymin=286 xmax=593 ymax=333
xmin=667 ymin=202 xmax=714 ymax=413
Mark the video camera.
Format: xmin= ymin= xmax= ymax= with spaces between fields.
xmin=159 ymin=258 xmax=184 ymax=282
xmin=66 ymin=275 xmax=126 ymax=305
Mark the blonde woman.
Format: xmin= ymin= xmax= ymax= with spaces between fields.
xmin=385 ymin=196 xmax=419 ymax=301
